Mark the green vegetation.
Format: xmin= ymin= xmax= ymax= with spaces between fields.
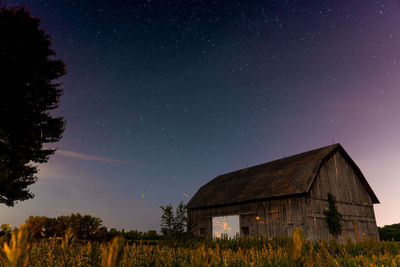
xmin=26 ymin=214 xmax=104 ymax=241
xmin=160 ymin=201 xmax=187 ymax=238
xmin=1 ymin=214 xmax=161 ymax=243
xmin=378 ymin=223 xmax=400 ymax=241
xmin=0 ymin=226 xmax=400 ymax=266
xmin=323 ymin=193 xmax=343 ymax=237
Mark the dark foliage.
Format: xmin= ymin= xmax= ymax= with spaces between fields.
xmin=378 ymin=223 xmax=400 ymax=241
xmin=26 ymin=214 xmax=102 ymax=241
xmin=109 ymin=228 xmax=162 ymax=242
xmin=323 ymin=193 xmax=343 ymax=237
xmin=0 ymin=224 xmax=12 ymax=240
xmin=0 ymin=6 xmax=66 ymax=206
xmin=160 ymin=201 xmax=187 ymax=238
xmin=173 ymin=201 xmax=187 ymax=237
xmin=23 ymin=213 xmax=161 ymax=242
xmin=160 ymin=204 xmax=174 ymax=236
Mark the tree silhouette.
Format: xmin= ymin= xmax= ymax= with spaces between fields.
xmin=160 ymin=201 xmax=187 ymax=237
xmin=0 ymin=6 xmax=66 ymax=205
xmin=173 ymin=201 xmax=187 ymax=237
xmin=160 ymin=204 xmax=174 ymax=236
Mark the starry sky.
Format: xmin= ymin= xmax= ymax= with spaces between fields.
xmin=1 ymin=0 xmax=400 ymax=231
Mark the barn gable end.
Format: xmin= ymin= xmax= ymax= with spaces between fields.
xmin=305 ymin=151 xmax=379 ymax=242
xmin=309 ymin=151 xmax=374 ymax=203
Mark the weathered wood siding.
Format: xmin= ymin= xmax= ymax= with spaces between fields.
xmin=188 ymin=150 xmax=379 ymax=241
xmin=188 ymin=196 xmax=306 ymax=238
xmin=305 ymin=151 xmax=379 ymax=242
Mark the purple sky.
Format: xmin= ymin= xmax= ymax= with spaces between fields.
xmin=1 ymin=0 xmax=399 ymax=231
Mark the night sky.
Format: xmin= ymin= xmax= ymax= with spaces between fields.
xmin=1 ymin=0 xmax=400 ymax=231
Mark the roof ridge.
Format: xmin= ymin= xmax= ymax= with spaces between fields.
xmin=188 ymin=143 xmax=343 ymax=209
xmin=212 ymin=143 xmax=341 ymax=180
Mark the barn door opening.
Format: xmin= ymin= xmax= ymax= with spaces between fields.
xmin=212 ymin=215 xmax=239 ymax=238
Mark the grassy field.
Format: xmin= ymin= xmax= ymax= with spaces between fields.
xmin=1 ymin=226 xmax=399 ymax=266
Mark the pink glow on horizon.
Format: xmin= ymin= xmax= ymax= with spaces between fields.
xmin=56 ymin=150 xmax=142 ymax=166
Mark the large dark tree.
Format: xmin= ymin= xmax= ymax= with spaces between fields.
xmin=0 ymin=6 xmax=66 ymax=206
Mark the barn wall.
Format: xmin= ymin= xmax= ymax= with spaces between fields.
xmin=188 ymin=196 xmax=306 ymax=238
xmin=306 ymin=151 xmax=379 ymax=242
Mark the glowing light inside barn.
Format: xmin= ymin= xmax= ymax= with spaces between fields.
xmin=212 ymin=215 xmax=239 ymax=238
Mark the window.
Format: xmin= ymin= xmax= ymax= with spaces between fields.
xmin=212 ymin=215 xmax=240 ymax=238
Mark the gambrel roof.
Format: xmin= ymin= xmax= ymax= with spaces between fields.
xmin=187 ymin=143 xmax=379 ymax=209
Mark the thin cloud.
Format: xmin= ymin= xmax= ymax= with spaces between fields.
xmin=56 ymin=150 xmax=142 ymax=166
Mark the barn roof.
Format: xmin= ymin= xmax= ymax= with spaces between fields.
xmin=187 ymin=143 xmax=379 ymax=209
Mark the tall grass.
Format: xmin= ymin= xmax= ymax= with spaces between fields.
xmin=1 ymin=224 xmax=399 ymax=266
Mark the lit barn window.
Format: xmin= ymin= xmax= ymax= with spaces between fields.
xmin=212 ymin=215 xmax=239 ymax=238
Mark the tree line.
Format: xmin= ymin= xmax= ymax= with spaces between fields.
xmin=0 ymin=213 xmax=161 ymax=243
xmin=0 ymin=202 xmax=188 ymax=243
xmin=378 ymin=223 xmax=400 ymax=241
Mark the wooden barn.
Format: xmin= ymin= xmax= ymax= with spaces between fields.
xmin=187 ymin=144 xmax=380 ymax=242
